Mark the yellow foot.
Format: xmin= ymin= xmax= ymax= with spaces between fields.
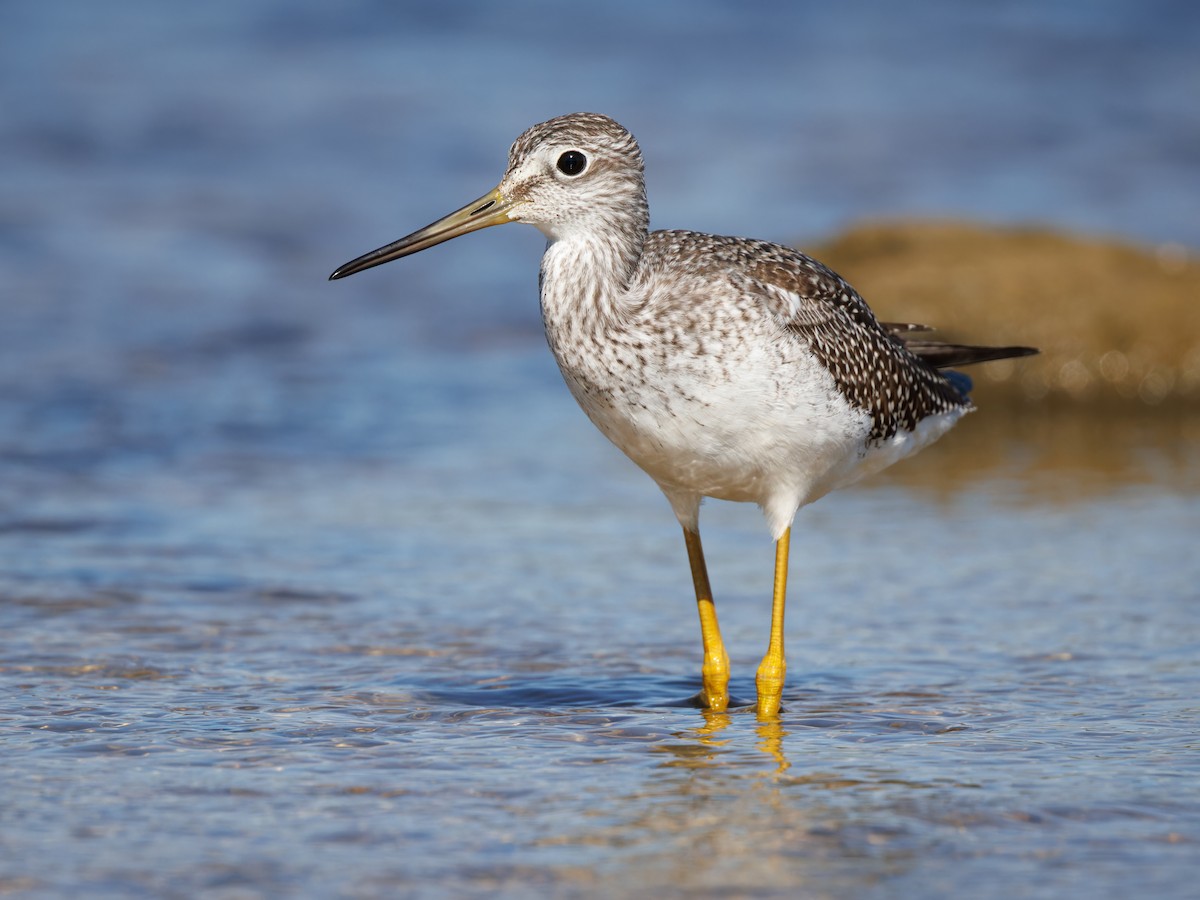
xmin=698 ymin=679 xmax=729 ymax=713
xmin=700 ymin=645 xmax=730 ymax=712
xmin=755 ymin=690 xmax=783 ymax=718
xmin=755 ymin=661 xmax=786 ymax=719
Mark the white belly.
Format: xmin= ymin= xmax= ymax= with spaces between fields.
xmin=556 ymin=338 xmax=874 ymax=503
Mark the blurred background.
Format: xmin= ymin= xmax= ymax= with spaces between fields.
xmin=2 ymin=1 xmax=1198 ymax=897
xmin=3 ymin=0 xmax=1197 ymax=475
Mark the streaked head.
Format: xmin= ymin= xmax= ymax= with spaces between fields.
xmin=329 ymin=113 xmax=648 ymax=280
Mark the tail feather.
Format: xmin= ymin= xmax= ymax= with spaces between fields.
xmin=904 ymin=341 xmax=1039 ymax=369
xmin=883 ymin=323 xmax=1039 ymax=369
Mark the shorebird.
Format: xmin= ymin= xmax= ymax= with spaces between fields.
xmin=330 ymin=112 xmax=1036 ymax=717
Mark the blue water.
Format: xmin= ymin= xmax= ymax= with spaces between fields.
xmin=2 ymin=1 xmax=1199 ymax=897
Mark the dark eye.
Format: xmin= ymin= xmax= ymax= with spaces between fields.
xmin=556 ymin=150 xmax=587 ymax=176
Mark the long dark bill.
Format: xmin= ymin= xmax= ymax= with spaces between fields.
xmin=329 ymin=186 xmax=516 ymax=280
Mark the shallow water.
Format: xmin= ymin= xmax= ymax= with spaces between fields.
xmin=3 ymin=1 xmax=1200 ymax=897
xmin=3 ymin=341 xmax=1198 ymax=898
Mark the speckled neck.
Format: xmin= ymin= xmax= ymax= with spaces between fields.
xmin=537 ymin=185 xmax=649 ymax=340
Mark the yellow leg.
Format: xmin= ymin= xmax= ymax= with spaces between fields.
xmin=683 ymin=527 xmax=730 ymax=713
xmin=755 ymin=527 xmax=791 ymax=718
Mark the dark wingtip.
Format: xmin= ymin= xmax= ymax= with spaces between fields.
xmin=904 ymin=341 xmax=1040 ymax=369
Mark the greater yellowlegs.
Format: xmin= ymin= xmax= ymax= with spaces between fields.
xmin=330 ymin=112 xmax=1036 ymax=717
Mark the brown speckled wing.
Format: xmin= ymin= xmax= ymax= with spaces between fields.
xmin=728 ymin=237 xmax=972 ymax=443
